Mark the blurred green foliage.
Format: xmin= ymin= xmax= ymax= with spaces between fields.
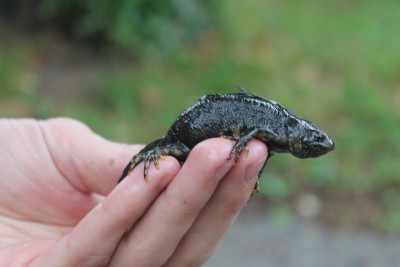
xmin=39 ymin=0 xmax=214 ymax=58
xmin=1 ymin=0 xmax=400 ymax=232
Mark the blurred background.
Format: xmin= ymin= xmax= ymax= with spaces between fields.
xmin=1 ymin=0 xmax=399 ymax=265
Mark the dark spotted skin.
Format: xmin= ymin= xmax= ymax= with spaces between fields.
xmin=119 ymin=87 xmax=335 ymax=191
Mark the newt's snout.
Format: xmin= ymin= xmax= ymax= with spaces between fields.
xmin=291 ymin=132 xmax=335 ymax=159
xmin=288 ymin=121 xmax=335 ymax=159
xmin=313 ymin=133 xmax=335 ymax=157
xmin=324 ymin=135 xmax=335 ymax=151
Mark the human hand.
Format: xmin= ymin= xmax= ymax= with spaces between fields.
xmin=0 ymin=118 xmax=267 ymax=267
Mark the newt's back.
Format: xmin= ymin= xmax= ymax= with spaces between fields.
xmin=166 ymin=91 xmax=287 ymax=148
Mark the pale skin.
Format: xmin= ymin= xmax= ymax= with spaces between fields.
xmin=0 ymin=118 xmax=268 ymax=267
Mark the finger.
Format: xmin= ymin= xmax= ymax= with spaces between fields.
xmin=39 ymin=117 xmax=142 ymax=195
xmin=109 ymin=138 xmax=235 ymax=267
xmin=163 ymin=139 xmax=268 ymax=266
xmin=30 ymin=157 xmax=180 ymax=267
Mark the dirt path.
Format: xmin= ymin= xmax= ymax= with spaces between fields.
xmin=205 ymin=200 xmax=400 ymax=267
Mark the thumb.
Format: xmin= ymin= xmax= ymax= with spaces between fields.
xmin=39 ymin=117 xmax=140 ymax=195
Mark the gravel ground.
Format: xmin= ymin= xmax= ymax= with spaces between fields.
xmin=205 ymin=200 xmax=400 ymax=267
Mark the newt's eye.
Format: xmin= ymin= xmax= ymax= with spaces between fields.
xmin=314 ymin=135 xmax=325 ymax=142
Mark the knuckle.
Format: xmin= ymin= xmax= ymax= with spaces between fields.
xmin=181 ymin=199 xmax=205 ymax=217
xmin=224 ymin=198 xmax=246 ymax=214
xmin=178 ymin=198 xmax=206 ymax=222
xmin=182 ymin=246 xmax=218 ymax=267
xmin=162 ymin=191 xmax=205 ymax=225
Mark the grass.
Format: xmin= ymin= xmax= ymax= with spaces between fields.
xmin=1 ymin=0 xmax=400 ymax=232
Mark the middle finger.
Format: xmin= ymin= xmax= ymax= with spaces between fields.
xmin=110 ymin=138 xmax=235 ymax=267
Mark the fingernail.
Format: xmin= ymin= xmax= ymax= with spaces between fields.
xmin=214 ymin=162 xmax=233 ymax=181
xmin=244 ymin=157 xmax=266 ymax=184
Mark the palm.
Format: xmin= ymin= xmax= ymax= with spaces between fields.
xmin=0 ymin=118 xmax=133 ymax=264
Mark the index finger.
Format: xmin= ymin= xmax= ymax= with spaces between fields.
xmin=40 ymin=118 xmax=142 ymax=195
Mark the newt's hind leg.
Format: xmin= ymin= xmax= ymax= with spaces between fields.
xmin=251 ymin=155 xmax=272 ymax=195
xmin=253 ymin=180 xmax=260 ymax=194
xmin=119 ymin=139 xmax=190 ymax=183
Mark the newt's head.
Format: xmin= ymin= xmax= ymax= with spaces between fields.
xmin=285 ymin=114 xmax=335 ymax=159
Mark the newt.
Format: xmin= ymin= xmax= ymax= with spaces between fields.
xmin=119 ymin=87 xmax=334 ymax=191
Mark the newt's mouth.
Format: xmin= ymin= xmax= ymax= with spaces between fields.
xmin=325 ymin=137 xmax=335 ymax=151
xmin=314 ymin=135 xmax=335 ymax=157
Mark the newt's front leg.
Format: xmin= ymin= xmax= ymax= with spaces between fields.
xmin=226 ymin=128 xmax=262 ymax=162
xmin=223 ymin=128 xmax=271 ymax=195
